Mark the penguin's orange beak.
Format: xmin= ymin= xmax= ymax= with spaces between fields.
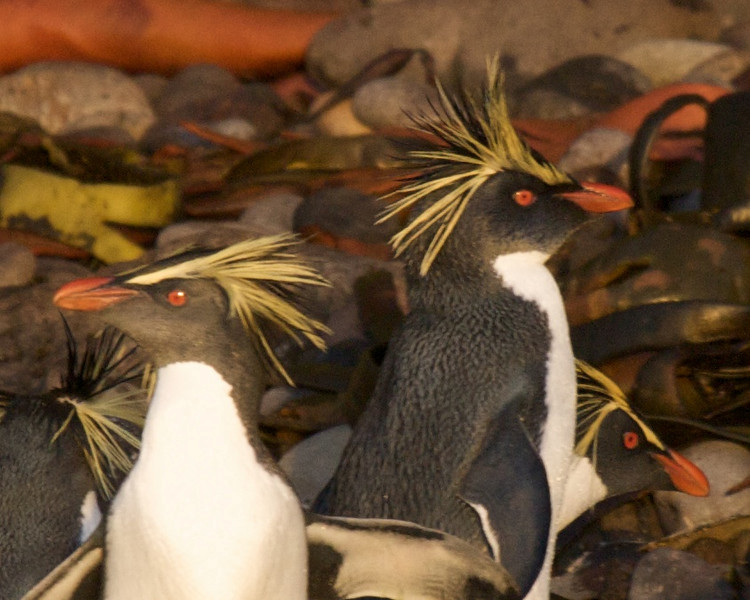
xmin=54 ymin=277 xmax=140 ymax=311
xmin=560 ymin=182 xmax=634 ymax=213
xmin=651 ymin=448 xmax=710 ymax=497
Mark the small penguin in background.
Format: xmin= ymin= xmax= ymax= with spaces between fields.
xmin=316 ymin=59 xmax=633 ymax=599
xmin=559 ymin=361 xmax=709 ymax=530
xmin=0 ymin=322 xmax=146 ymax=600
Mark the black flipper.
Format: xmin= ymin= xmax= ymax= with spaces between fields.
xmin=459 ymin=413 xmax=551 ymax=597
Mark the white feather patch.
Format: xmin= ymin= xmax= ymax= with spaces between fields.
xmin=558 ymin=455 xmax=609 ymax=530
xmin=492 ymin=251 xmax=577 ymax=600
xmin=78 ymin=490 xmax=102 ymax=544
xmin=105 ymin=361 xmax=307 ymax=600
xmin=467 ymin=502 xmax=501 ymax=561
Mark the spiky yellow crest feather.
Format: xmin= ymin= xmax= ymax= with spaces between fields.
xmin=378 ymin=57 xmax=573 ymax=276
xmin=52 ymin=325 xmax=151 ymax=499
xmin=575 ymin=360 xmax=664 ymax=458
xmin=125 ymin=234 xmax=331 ymax=384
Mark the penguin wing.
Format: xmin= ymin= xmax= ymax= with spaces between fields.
xmin=459 ymin=411 xmax=551 ymax=598
xmin=306 ymin=513 xmax=519 ymax=600
xmin=21 ymin=525 xmax=104 ymax=600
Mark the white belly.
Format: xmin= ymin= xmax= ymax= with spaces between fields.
xmin=104 ymin=361 xmax=307 ymax=600
xmin=493 ymin=252 xmax=577 ymax=600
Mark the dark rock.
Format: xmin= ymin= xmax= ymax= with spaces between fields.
xmin=294 ymin=187 xmax=398 ymax=245
xmin=149 ymin=64 xmax=286 ymax=144
xmin=132 ymin=73 xmax=170 ymax=106
xmin=153 ymin=64 xmax=240 ymax=119
xmin=352 ymin=75 xmax=438 ymax=129
xmin=721 ymin=20 xmax=750 ymax=50
xmin=279 ymin=424 xmax=352 ymax=506
xmin=627 ymin=547 xmax=734 ymax=600
xmin=239 ymin=191 xmax=304 ymax=234
xmin=552 ymin=540 xmax=642 ymax=600
xmin=512 ymin=55 xmax=651 ymax=119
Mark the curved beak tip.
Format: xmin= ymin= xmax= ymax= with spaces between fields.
xmin=562 ymin=182 xmax=634 ymax=214
xmin=54 ymin=277 xmax=135 ymax=311
xmin=653 ymin=449 xmax=710 ymax=497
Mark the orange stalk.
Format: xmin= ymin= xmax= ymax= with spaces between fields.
xmin=1 ymin=0 xmax=337 ymax=77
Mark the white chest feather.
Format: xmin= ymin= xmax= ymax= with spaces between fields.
xmin=105 ymin=361 xmax=307 ymax=600
xmin=558 ymin=455 xmax=609 ymax=530
xmin=493 ymin=251 xmax=577 ymax=600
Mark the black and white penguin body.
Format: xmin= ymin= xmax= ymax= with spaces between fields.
xmin=316 ymin=66 xmax=633 ymax=599
xmin=54 ymin=235 xmax=330 ymax=600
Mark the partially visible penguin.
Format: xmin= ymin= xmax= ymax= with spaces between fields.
xmin=559 ymin=361 xmax=708 ymax=530
xmin=315 ymin=60 xmax=633 ymax=599
xmin=0 ymin=323 xmax=146 ymax=600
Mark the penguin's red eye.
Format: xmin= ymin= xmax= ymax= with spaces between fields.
xmin=513 ymin=190 xmax=537 ymax=206
xmin=623 ymin=431 xmax=640 ymax=450
xmin=167 ymin=289 xmax=187 ymax=307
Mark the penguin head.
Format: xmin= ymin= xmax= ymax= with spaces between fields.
xmin=55 ymin=274 xmax=245 ymax=370
xmin=54 ymin=234 xmax=330 ymax=385
xmin=380 ymin=59 xmax=632 ymax=280
xmin=447 ymin=169 xmax=631 ymax=267
xmin=575 ymin=361 xmax=709 ymax=499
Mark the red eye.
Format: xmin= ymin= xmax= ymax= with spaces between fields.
xmin=167 ymin=289 xmax=187 ymax=306
xmin=513 ymin=190 xmax=537 ymax=206
xmin=623 ymin=431 xmax=639 ymax=450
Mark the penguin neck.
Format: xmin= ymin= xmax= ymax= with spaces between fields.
xmin=406 ymin=253 xmax=509 ymax=314
xmin=144 ymin=318 xmax=267 ymax=447
xmin=558 ymin=454 xmax=609 ymax=530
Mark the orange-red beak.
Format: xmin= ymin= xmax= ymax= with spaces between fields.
xmin=560 ymin=182 xmax=634 ymax=213
xmin=651 ymin=448 xmax=710 ymax=497
xmin=54 ymin=277 xmax=140 ymax=311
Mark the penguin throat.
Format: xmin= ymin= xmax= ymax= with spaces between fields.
xmin=492 ymin=250 xmax=577 ymax=600
xmin=558 ymin=455 xmax=609 ymax=530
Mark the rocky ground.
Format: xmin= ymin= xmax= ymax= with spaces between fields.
xmin=0 ymin=0 xmax=749 ymax=598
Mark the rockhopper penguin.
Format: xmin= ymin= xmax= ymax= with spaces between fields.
xmin=0 ymin=323 xmax=145 ymax=600
xmin=315 ymin=62 xmax=634 ymax=599
xmin=560 ymin=361 xmax=709 ymax=529
xmin=17 ymin=362 xmax=705 ymax=600
xmin=54 ymin=234 xmax=330 ymax=600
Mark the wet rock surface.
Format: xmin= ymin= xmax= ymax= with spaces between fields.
xmin=0 ymin=62 xmax=156 ymax=139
